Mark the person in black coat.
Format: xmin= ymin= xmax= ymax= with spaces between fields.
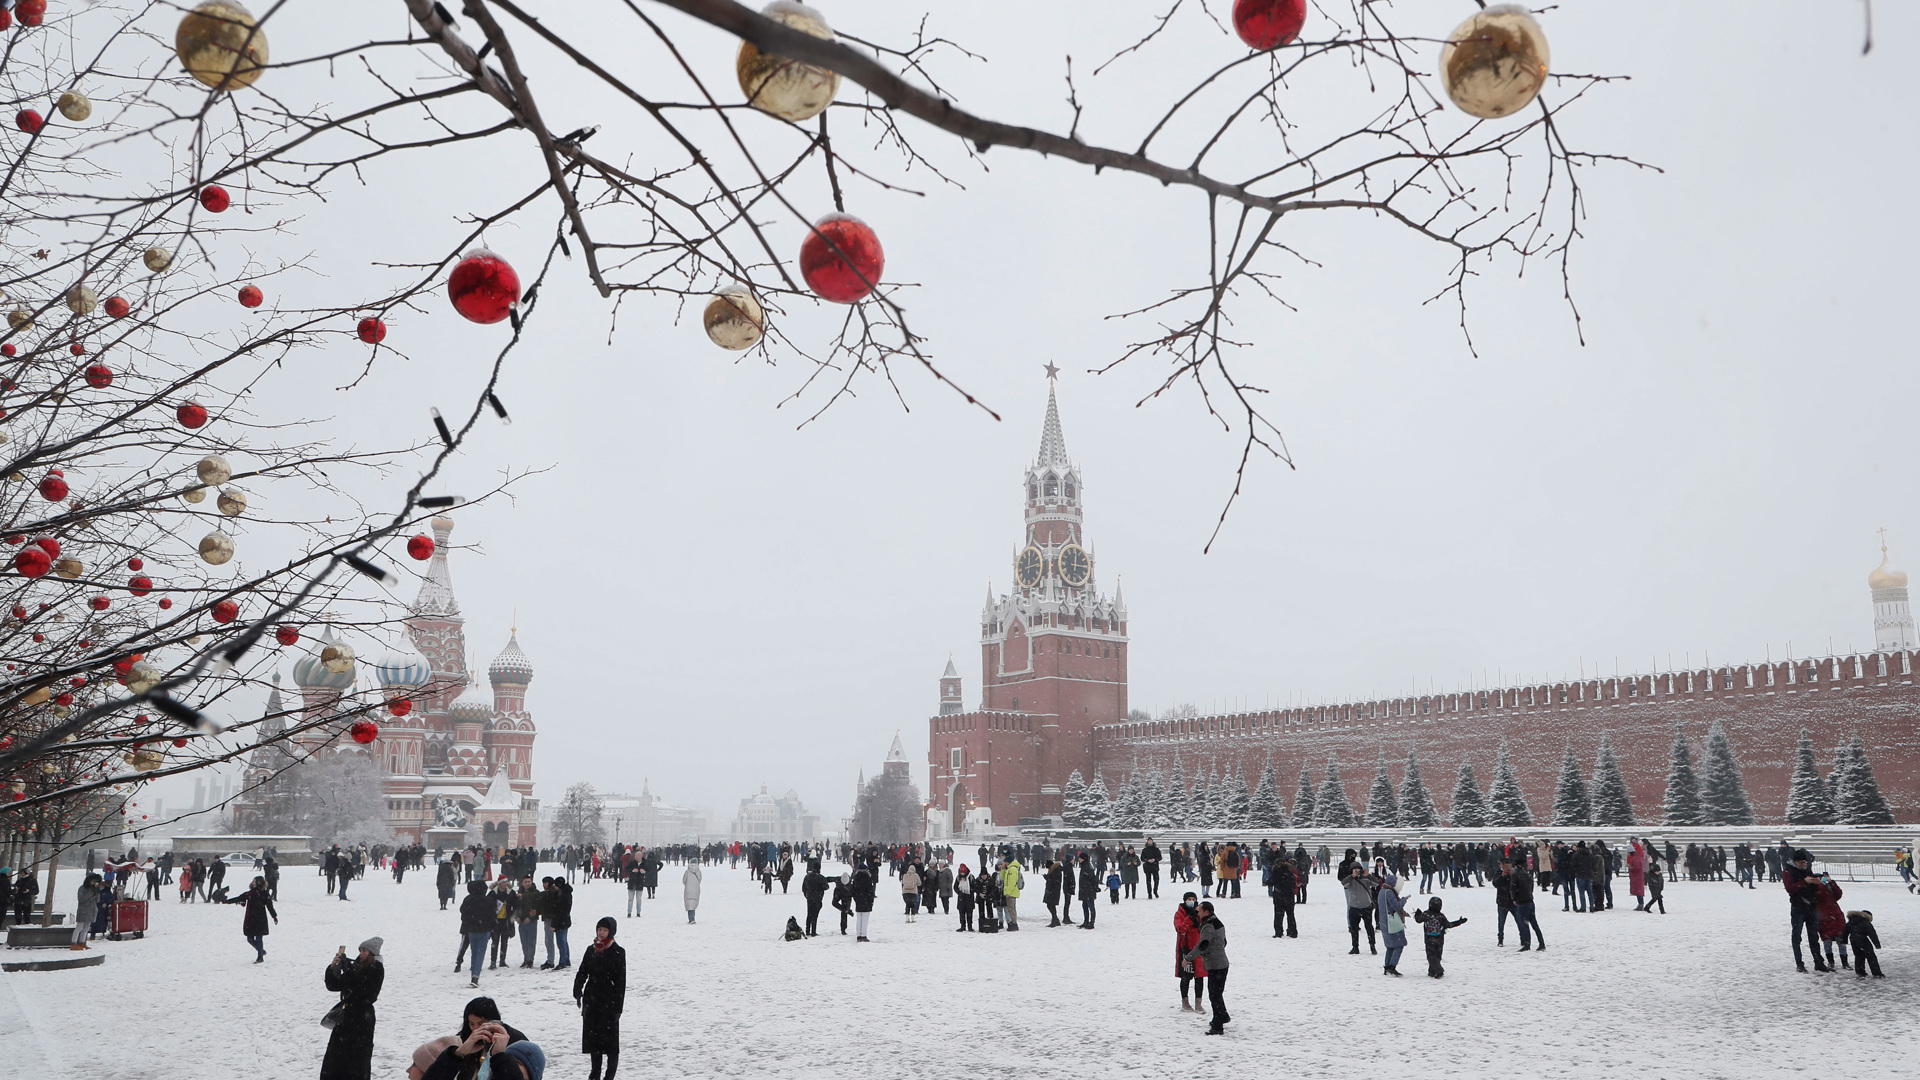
xmin=437 ymin=861 xmax=457 ymax=911
xmin=850 ymin=867 xmax=876 ymax=942
xmin=320 ymin=938 xmax=385 ymax=1080
xmin=1042 ymin=861 xmax=1064 ymax=927
xmin=1076 ymin=856 xmax=1099 ymax=929
xmin=219 ymin=875 xmax=278 ymax=961
xmin=800 ymin=867 xmax=829 ymax=937
xmin=574 ymin=916 xmax=626 ymax=1080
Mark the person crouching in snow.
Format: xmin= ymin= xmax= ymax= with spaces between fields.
xmin=1844 ymin=910 xmax=1884 ymax=978
xmin=1412 ymin=896 xmax=1467 ymax=979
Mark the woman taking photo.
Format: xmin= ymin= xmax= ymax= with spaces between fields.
xmin=320 ymin=937 xmax=385 ymax=1080
xmin=574 ymin=917 xmax=627 ymax=1080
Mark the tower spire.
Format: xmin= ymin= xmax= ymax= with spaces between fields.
xmin=1036 ymin=383 xmax=1069 ymax=467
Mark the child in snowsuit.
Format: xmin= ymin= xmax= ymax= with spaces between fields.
xmin=1107 ymin=869 xmax=1122 ymax=905
xmin=1412 ymin=896 xmax=1467 ymax=978
xmin=1845 ymin=910 xmax=1883 ymax=978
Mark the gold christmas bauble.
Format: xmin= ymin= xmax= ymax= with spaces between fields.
xmin=8 ymin=308 xmax=32 ymax=330
xmin=126 ymin=661 xmax=163 ymax=694
xmin=198 ymin=530 xmax=235 ymax=565
xmin=736 ymin=1 xmax=840 ymax=122
xmin=56 ymin=91 xmax=92 ymax=122
xmin=53 ymin=556 xmax=83 ymax=579
xmin=0 ymin=429 xmax=10 ymax=445
xmin=23 ymin=687 xmax=50 ymax=706
xmin=127 ymin=749 xmax=165 ymax=772
xmin=196 ymin=455 xmax=232 ymax=484
xmin=143 ymin=247 xmax=173 ymax=272
xmin=216 ymin=485 xmax=247 ymax=517
xmin=320 ymin=641 xmax=356 ymax=675
xmin=183 ymin=485 xmax=207 ymax=504
xmin=175 ymin=2 xmax=269 ymax=92
xmin=52 ymin=706 xmax=71 ymax=719
xmin=703 ymin=286 xmax=766 ymax=350
xmin=1440 ymin=4 xmax=1550 ymax=120
xmin=66 ymin=285 xmax=98 ymax=315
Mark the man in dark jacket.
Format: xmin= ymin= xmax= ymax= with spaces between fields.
xmin=515 ymin=876 xmax=541 ymax=968
xmin=1508 ymin=861 xmax=1544 ymax=951
xmin=437 ymin=860 xmax=457 ymax=911
xmin=831 ymin=873 xmax=854 ymax=935
xmin=458 ymin=880 xmax=493 ymax=988
xmin=800 ymin=866 xmax=829 ymax=937
xmin=1784 ymin=849 xmax=1826 ymax=972
xmin=850 ymin=867 xmax=876 ymax=941
xmin=1042 ymin=861 xmax=1064 ymax=927
xmin=1076 ymin=855 xmax=1099 ymax=929
xmin=1141 ymin=840 xmax=1162 ymax=900
xmin=1268 ymin=860 xmax=1298 ymax=938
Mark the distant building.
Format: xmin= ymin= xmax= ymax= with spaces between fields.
xmin=537 ymin=780 xmax=711 ymax=848
xmin=731 ymin=786 xmax=821 ymax=841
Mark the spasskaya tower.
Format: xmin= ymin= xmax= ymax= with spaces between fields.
xmin=927 ymin=378 xmax=1129 ymax=829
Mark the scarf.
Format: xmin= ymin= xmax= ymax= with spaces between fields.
xmin=591 ymin=935 xmax=614 ymax=954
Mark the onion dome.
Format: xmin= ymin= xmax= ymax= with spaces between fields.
xmin=292 ymin=626 xmax=356 ymax=691
xmin=372 ymin=635 xmax=431 ymax=689
xmin=488 ymin=631 xmax=533 ymax=687
xmin=1869 ymin=543 xmax=1908 ymax=590
xmin=449 ymin=676 xmax=492 ymax=725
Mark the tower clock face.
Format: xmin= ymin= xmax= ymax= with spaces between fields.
xmin=1058 ymin=543 xmax=1090 ymax=586
xmin=1016 ymin=545 xmax=1044 ymax=588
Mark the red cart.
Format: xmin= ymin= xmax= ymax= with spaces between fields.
xmin=107 ymin=899 xmax=148 ymax=940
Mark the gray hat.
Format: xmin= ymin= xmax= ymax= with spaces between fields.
xmin=358 ymin=936 xmax=384 ymax=959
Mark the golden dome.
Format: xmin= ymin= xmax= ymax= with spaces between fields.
xmin=1870 ymin=543 xmax=1908 ymax=590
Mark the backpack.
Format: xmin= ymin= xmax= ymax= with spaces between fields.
xmin=782 ymin=916 xmax=805 ymax=941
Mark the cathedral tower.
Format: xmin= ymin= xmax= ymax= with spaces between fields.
xmin=1870 ymin=532 xmax=1917 ymax=651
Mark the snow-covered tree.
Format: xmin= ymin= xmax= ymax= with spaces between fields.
xmin=1550 ymin=740 xmax=1591 ymax=826
xmin=1398 ymin=749 xmax=1440 ymax=828
xmin=1487 ymin=743 xmax=1533 ymax=828
xmin=1247 ymin=759 xmax=1288 ymax=829
xmin=1225 ymin=765 xmax=1252 ymax=830
xmin=1116 ymin=770 xmax=1147 ymax=829
xmin=1314 ymin=755 xmax=1358 ymax=828
xmin=1836 ymin=735 xmax=1896 ymax=824
xmin=1588 ymin=734 xmax=1637 ymax=827
xmin=1144 ymin=767 xmax=1173 ymax=831
xmin=1290 ymin=762 xmax=1318 ymax=829
xmin=1364 ymin=751 xmax=1401 ymax=827
xmin=1061 ymin=769 xmax=1090 ymax=827
xmin=1697 ymin=720 xmax=1755 ymax=826
xmin=1783 ymin=730 xmax=1835 ymax=825
xmin=1191 ymin=771 xmax=1211 ymax=829
xmin=1202 ymin=764 xmax=1228 ymax=828
xmin=1164 ymin=756 xmax=1189 ymax=829
xmin=1825 ymin=746 xmax=1844 ymax=812
xmin=1084 ymin=770 xmax=1113 ymax=829
xmin=552 ymin=782 xmax=608 ymax=848
xmin=1448 ymin=759 xmax=1489 ymax=828
xmin=1660 ymin=728 xmax=1704 ymax=826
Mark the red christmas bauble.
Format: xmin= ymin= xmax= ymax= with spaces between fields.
xmin=356 ymin=316 xmax=386 ymax=344
xmin=84 ymin=364 xmax=113 ymax=388
xmin=11 ymin=548 xmax=48 ymax=578
xmin=4 ymin=536 xmax=20 ymax=547
xmin=104 ymin=296 xmax=130 ymax=319
xmin=0 ymin=9 xmax=10 ymax=31
xmin=68 ymin=677 xmax=83 ymax=687
xmin=89 ymin=595 xmax=110 ymax=611
xmin=275 ymin=625 xmax=300 ymax=646
xmin=128 ymin=576 xmax=152 ymax=596
xmin=237 ymin=285 xmax=263 ymax=308
xmin=157 ymin=598 xmax=173 ymax=610
xmin=447 ymin=249 xmax=519 ymax=324
xmin=37 ymin=474 xmax=68 ymax=501
xmin=0 ymin=345 xmax=13 ymax=357
xmin=176 ymin=401 xmax=209 ymax=428
xmin=9 ymin=604 xmax=25 ymax=619
xmin=16 ymin=110 xmax=43 ymax=134
xmin=349 ymin=719 xmax=379 ymax=745
xmin=31 ymin=632 xmax=44 ymax=643
xmin=199 ymin=185 xmax=231 ymax=213
xmin=35 ymin=536 xmax=59 ymax=556
xmin=406 ymin=535 xmax=434 ymax=561
xmin=173 ymin=738 xmax=188 ymax=748
xmin=211 ymin=599 xmax=239 ymax=623
xmin=16 ymin=0 xmax=43 ymax=26
xmin=799 ymin=214 xmax=885 ymax=304
xmin=1231 ymin=0 xmax=1306 ymax=50
xmin=69 ymin=342 xmax=85 ymax=356
xmin=387 ymin=698 xmax=413 ymax=718
xmin=128 ymin=557 xmax=143 ymax=571
xmin=54 ymin=693 xmax=72 ymax=707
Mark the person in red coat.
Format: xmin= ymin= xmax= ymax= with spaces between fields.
xmin=1174 ymin=892 xmax=1208 ymax=1014
xmin=1627 ymin=841 xmax=1648 ymax=911
xmin=1814 ymin=875 xmax=1848 ymax=971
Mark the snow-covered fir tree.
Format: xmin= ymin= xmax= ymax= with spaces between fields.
xmin=1397 ymin=749 xmax=1440 ymax=828
xmin=1164 ymin=756 xmax=1189 ymax=829
xmin=1290 ymin=762 xmax=1318 ymax=828
xmin=1364 ymin=751 xmax=1401 ymax=827
xmin=1697 ymin=720 xmax=1755 ymax=825
xmin=1145 ymin=767 xmax=1173 ymax=830
xmin=1203 ymin=764 xmax=1228 ymax=827
xmin=1225 ymin=764 xmax=1252 ymax=829
xmin=1487 ymin=743 xmax=1533 ymax=827
xmin=1084 ymin=770 xmax=1113 ymax=828
xmin=1660 ymin=728 xmax=1705 ymax=826
xmin=1118 ymin=769 xmax=1149 ymax=829
xmin=1448 ymin=759 xmax=1489 ymax=828
xmin=1836 ymin=735 xmax=1896 ymax=824
xmin=1061 ymin=769 xmax=1089 ymax=827
xmin=1783 ymin=729 xmax=1836 ymax=825
xmin=1247 ymin=759 xmax=1287 ymax=828
xmin=1550 ymin=740 xmax=1591 ymax=826
xmin=1315 ymin=755 xmax=1359 ymax=828
xmin=1824 ymin=745 xmax=1844 ymax=812
xmin=1588 ymin=733 xmax=1637 ymax=826
xmin=1191 ymin=771 xmax=1210 ymax=829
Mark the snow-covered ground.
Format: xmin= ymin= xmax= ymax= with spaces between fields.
xmin=4 ymin=861 xmax=1916 ymax=1078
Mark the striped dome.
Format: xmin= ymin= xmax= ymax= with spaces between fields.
xmin=372 ymin=635 xmax=432 ymax=689
xmin=488 ymin=632 xmax=533 ymax=687
xmin=291 ymin=627 xmax=355 ymax=691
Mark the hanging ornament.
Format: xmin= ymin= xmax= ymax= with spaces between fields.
xmin=53 ymin=556 xmax=83 ymax=579
xmin=126 ymin=661 xmax=161 ymax=694
xmin=16 ymin=0 xmax=44 ymax=27
xmin=12 ymin=547 xmax=51 ymax=577
xmin=35 ymin=535 xmax=60 ymax=556
xmin=129 ymin=556 xmax=144 ymax=570
xmin=182 ymin=486 xmax=207 ymax=504
xmin=798 ymin=214 xmax=884 ymax=303
xmin=447 ymin=249 xmax=519 ymax=324
xmin=356 ymin=316 xmax=386 ymax=344
xmin=157 ymin=598 xmax=173 ymax=610
xmin=177 ymin=400 xmax=209 ymax=428
xmin=275 ymin=625 xmax=299 ymax=646
xmin=16 ymin=110 xmax=43 ymax=134
xmin=735 ymin=1 xmax=841 ymax=122
xmin=175 ymin=3 xmax=269 ymax=91
xmin=702 ymin=286 xmax=765 ymax=351
xmin=128 ymin=576 xmax=152 ymax=596
xmin=211 ymin=599 xmax=239 ymax=623
xmin=1440 ymin=5 xmax=1550 ymax=120
xmin=143 ymin=247 xmax=172 ymax=272
xmin=55 ymin=91 xmax=90 ymax=122
xmin=197 ymin=530 xmax=234 ymax=565
xmin=216 ymin=486 xmax=246 ymax=516
xmin=198 ymin=184 xmax=230 ymax=213
xmin=127 ymin=749 xmax=164 ymax=773
xmin=172 ymin=738 xmax=188 ymax=748
xmin=38 ymin=473 xmax=69 ymax=501
xmin=349 ymin=719 xmax=379 ymax=745
xmin=84 ymin=364 xmax=113 ymax=388
xmin=89 ymin=596 xmax=109 ymax=612
xmin=65 ymin=285 xmax=98 ymax=315
xmin=1231 ymin=0 xmax=1306 ymax=50
xmin=9 ymin=308 xmax=34 ymax=330
xmin=69 ymin=342 xmax=86 ymax=356
xmin=22 ymin=687 xmax=50 ymax=705
xmin=197 ymin=456 xmax=232 ymax=485
xmin=104 ymin=296 xmax=130 ymax=318
xmin=406 ymin=534 xmax=434 ymax=561
xmin=236 ymin=284 xmax=262 ymax=308
xmin=320 ymin=640 xmax=356 ymax=675
xmin=387 ymin=697 xmax=412 ymax=718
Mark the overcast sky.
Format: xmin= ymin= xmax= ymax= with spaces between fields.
xmin=142 ymin=2 xmax=1919 ymax=829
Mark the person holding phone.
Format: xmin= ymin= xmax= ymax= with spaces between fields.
xmin=320 ymin=938 xmax=384 ymax=1080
